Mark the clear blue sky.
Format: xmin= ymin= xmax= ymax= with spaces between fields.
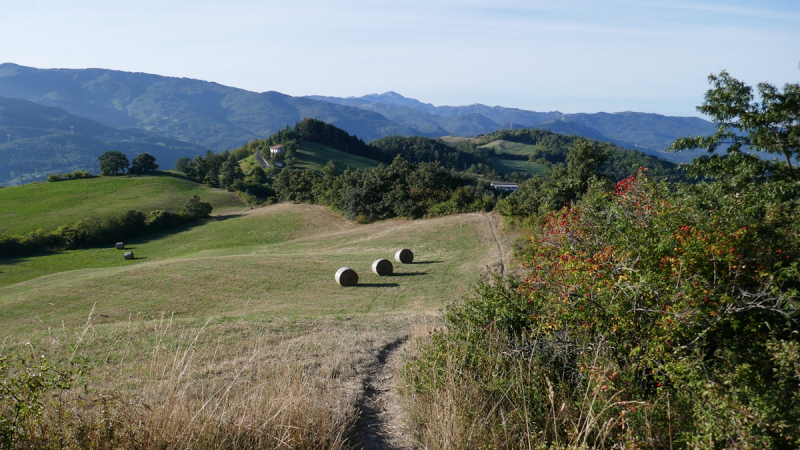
xmin=2 ymin=0 xmax=798 ymax=117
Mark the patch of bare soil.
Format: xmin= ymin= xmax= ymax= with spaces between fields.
xmin=485 ymin=212 xmax=506 ymax=276
xmin=347 ymin=337 xmax=418 ymax=450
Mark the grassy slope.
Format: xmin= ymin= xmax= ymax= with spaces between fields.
xmin=489 ymin=156 xmax=549 ymax=176
xmin=294 ymin=141 xmax=380 ymax=172
xmin=0 ymin=203 xmax=501 ymax=338
xmin=0 ymin=173 xmax=242 ymax=235
xmin=0 ymin=202 xmax=507 ymax=447
xmin=481 ymin=139 xmax=550 ymax=176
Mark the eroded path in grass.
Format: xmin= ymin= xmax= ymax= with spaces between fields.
xmin=348 ymin=336 xmax=417 ymax=449
xmin=485 ymin=212 xmax=506 ymax=276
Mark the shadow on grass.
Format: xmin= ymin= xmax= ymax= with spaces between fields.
xmin=0 ymin=251 xmax=67 ymax=268
xmin=355 ymin=283 xmax=400 ymax=288
xmin=391 ymin=272 xmax=426 ymax=277
xmin=210 ymin=213 xmax=244 ymax=221
xmin=410 ymin=260 xmax=443 ymax=265
xmin=0 ymin=212 xmax=241 ymax=263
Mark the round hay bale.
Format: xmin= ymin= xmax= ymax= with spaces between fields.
xmin=372 ymin=258 xmax=393 ymax=276
xmin=123 ymin=251 xmax=134 ymax=260
xmin=335 ymin=267 xmax=358 ymax=286
xmin=395 ymin=249 xmax=414 ymax=264
xmin=115 ymin=242 xmax=125 ymax=250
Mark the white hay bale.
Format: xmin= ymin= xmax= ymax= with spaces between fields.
xmin=372 ymin=259 xmax=393 ymax=276
xmin=395 ymin=249 xmax=414 ymax=264
xmin=124 ymin=251 xmax=134 ymax=260
xmin=335 ymin=267 xmax=358 ymax=286
xmin=115 ymin=242 xmax=125 ymax=250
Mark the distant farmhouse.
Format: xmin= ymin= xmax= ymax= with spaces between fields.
xmin=269 ymin=145 xmax=283 ymax=156
xmin=490 ymin=182 xmax=518 ymax=192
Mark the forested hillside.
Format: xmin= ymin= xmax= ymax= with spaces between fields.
xmin=0 ymin=97 xmax=204 ymax=185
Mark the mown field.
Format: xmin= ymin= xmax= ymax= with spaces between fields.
xmin=295 ymin=141 xmax=380 ymax=172
xmin=0 ymin=200 xmax=509 ymax=448
xmin=0 ymin=173 xmax=241 ymax=235
xmin=482 ymin=140 xmax=549 ymax=176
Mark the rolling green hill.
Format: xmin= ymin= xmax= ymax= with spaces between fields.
xmin=294 ymin=141 xmax=381 ymax=172
xmin=0 ymin=203 xmax=503 ymax=340
xmin=0 ymin=173 xmax=241 ymax=235
xmin=472 ymin=128 xmax=685 ymax=181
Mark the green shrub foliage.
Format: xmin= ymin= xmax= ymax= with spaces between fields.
xmin=272 ymin=156 xmax=495 ymax=221
xmin=128 ymin=152 xmax=159 ymax=175
xmin=45 ymin=171 xmax=94 ymax=182
xmin=0 ymin=352 xmax=86 ymax=448
xmin=0 ymin=208 xmax=196 ymax=258
xmin=408 ymin=170 xmax=800 ymax=447
xmin=183 ymin=195 xmax=213 ymax=219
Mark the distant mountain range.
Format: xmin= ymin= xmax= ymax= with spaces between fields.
xmin=0 ymin=63 xmax=715 ymax=185
xmin=306 ymin=92 xmax=715 ymax=160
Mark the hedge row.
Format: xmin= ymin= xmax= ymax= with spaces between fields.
xmin=0 ymin=209 xmax=195 ymax=258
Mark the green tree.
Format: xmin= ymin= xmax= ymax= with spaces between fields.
xmin=174 ymin=156 xmax=192 ymax=174
xmin=219 ymin=158 xmax=245 ymax=190
xmin=183 ymin=195 xmax=213 ymax=219
xmin=129 ymin=153 xmax=159 ymax=175
xmin=670 ymin=70 xmax=800 ymax=179
xmin=97 ymin=150 xmax=130 ymax=176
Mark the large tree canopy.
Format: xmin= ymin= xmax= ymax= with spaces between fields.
xmin=97 ymin=150 xmax=130 ymax=176
xmin=129 ymin=152 xmax=159 ymax=175
xmin=670 ymin=70 xmax=800 ymax=179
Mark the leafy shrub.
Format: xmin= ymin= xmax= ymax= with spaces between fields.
xmin=406 ymin=171 xmax=800 ymax=448
xmin=46 ymin=171 xmax=94 ymax=182
xmin=0 ymin=208 xmax=198 ymax=258
xmin=0 ymin=352 xmax=86 ymax=448
xmin=183 ymin=195 xmax=213 ymax=219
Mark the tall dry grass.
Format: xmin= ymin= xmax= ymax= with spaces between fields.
xmin=4 ymin=311 xmax=417 ymax=449
xmin=401 ymin=327 xmax=644 ymax=450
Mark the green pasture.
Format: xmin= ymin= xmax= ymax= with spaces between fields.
xmin=480 ymin=139 xmax=540 ymax=156
xmin=489 ymin=156 xmax=549 ymax=176
xmin=0 ymin=173 xmax=242 ymax=235
xmin=295 ymin=141 xmax=380 ymax=172
xmin=0 ymin=204 xmax=500 ymax=339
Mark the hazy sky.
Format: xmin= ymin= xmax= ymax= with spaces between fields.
xmin=2 ymin=0 xmax=798 ymax=117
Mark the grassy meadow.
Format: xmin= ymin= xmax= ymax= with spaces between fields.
xmin=488 ymin=155 xmax=549 ymax=176
xmin=0 ymin=173 xmax=241 ymax=235
xmin=481 ymin=139 xmax=550 ymax=176
xmin=295 ymin=141 xmax=380 ymax=172
xmin=0 ymin=200 xmax=509 ymax=448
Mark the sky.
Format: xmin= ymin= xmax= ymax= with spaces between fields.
xmin=2 ymin=0 xmax=798 ymax=117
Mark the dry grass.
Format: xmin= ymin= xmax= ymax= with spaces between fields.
xmin=13 ymin=312 xmax=430 ymax=449
xmin=1 ymin=205 xmax=510 ymax=449
xmin=401 ymin=328 xmax=645 ymax=450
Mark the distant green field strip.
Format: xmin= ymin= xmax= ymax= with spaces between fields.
xmin=489 ymin=156 xmax=549 ymax=176
xmin=479 ymin=139 xmax=542 ymax=156
xmin=295 ymin=142 xmax=380 ymax=172
xmin=0 ymin=174 xmax=242 ymax=235
xmin=0 ymin=209 xmax=307 ymax=287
